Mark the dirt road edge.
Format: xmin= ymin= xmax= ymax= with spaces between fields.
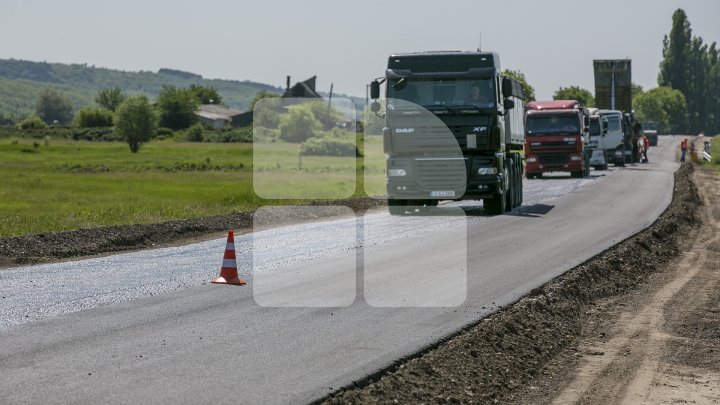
xmin=321 ymin=163 xmax=700 ymax=404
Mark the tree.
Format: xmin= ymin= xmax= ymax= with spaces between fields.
xmin=74 ymin=107 xmax=114 ymax=128
xmin=189 ymin=84 xmax=222 ymax=105
xmin=95 ymin=87 xmax=126 ymax=112
xmin=0 ymin=112 xmax=15 ymax=126
xmin=36 ymin=88 xmax=74 ymax=125
xmin=658 ymin=9 xmax=692 ymax=94
xmin=248 ymin=90 xmax=280 ymax=111
xmin=155 ymin=85 xmax=199 ymax=130
xmin=632 ymin=83 xmax=644 ymax=98
xmin=553 ymin=86 xmax=595 ymax=107
xmin=502 ymin=69 xmax=535 ymax=101
xmin=306 ymin=100 xmax=342 ymax=130
xmin=634 ymin=87 xmax=688 ymax=134
xmin=278 ymin=106 xmax=320 ymax=142
xmin=115 ymin=94 xmax=157 ymax=153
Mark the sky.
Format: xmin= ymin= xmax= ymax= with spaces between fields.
xmin=1 ymin=0 xmax=719 ymax=101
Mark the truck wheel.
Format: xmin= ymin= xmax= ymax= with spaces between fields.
xmin=388 ymin=199 xmax=407 ymax=216
xmin=516 ymin=156 xmax=524 ymax=206
xmin=484 ymin=190 xmax=505 ymax=215
xmin=505 ymin=162 xmax=513 ymax=211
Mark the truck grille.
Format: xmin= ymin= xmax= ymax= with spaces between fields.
xmin=538 ymin=154 xmax=569 ymax=165
xmin=529 ymin=141 xmax=576 ymax=151
xmin=414 ymin=159 xmax=467 ymax=190
xmin=394 ymin=126 xmax=488 ymax=151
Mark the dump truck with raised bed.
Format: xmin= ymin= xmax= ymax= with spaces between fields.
xmin=369 ymin=51 xmax=526 ymax=215
xmin=524 ymin=100 xmax=591 ymax=178
xmin=593 ymin=59 xmax=633 ymax=166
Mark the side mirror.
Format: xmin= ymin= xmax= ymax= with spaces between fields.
xmin=584 ymin=116 xmax=590 ymax=127
xmin=370 ymin=80 xmax=380 ymax=100
xmin=602 ymin=119 xmax=609 ymax=135
xmin=503 ymin=99 xmax=515 ymax=110
xmin=502 ymin=77 xmax=513 ymax=97
xmin=370 ymin=101 xmax=381 ymax=113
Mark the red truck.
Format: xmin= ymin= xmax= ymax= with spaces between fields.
xmin=524 ymin=100 xmax=591 ymax=178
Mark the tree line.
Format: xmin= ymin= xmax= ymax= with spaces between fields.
xmin=12 ymin=84 xmax=226 ymax=152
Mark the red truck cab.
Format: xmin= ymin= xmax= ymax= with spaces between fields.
xmin=524 ymin=100 xmax=591 ymax=178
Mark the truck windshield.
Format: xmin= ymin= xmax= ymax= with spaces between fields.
xmin=589 ymin=118 xmax=601 ymax=136
xmin=526 ymin=115 xmax=580 ymax=136
xmin=387 ymin=78 xmax=495 ymax=110
xmin=644 ymin=122 xmax=658 ymax=131
xmin=600 ymin=114 xmax=621 ymax=132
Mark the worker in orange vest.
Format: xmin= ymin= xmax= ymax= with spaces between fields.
xmin=680 ymin=138 xmax=688 ymax=162
xmin=641 ymin=133 xmax=650 ymax=163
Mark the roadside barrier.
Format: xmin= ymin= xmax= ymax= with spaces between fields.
xmin=211 ymin=230 xmax=247 ymax=285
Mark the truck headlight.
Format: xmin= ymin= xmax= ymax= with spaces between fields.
xmin=526 ymin=157 xmax=537 ymax=163
xmin=570 ymin=155 xmax=583 ymax=161
xmin=477 ymin=167 xmax=498 ymax=175
xmin=387 ymin=169 xmax=407 ymax=177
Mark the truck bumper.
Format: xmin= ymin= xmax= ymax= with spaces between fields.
xmin=386 ymin=175 xmax=502 ymax=200
xmin=525 ymin=159 xmax=584 ymax=174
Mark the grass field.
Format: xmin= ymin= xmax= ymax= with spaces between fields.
xmin=0 ymin=136 xmax=384 ymax=237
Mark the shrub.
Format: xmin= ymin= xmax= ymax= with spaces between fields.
xmin=203 ymin=127 xmax=253 ymax=143
xmin=17 ymin=115 xmax=49 ymax=130
xmin=184 ymin=124 xmax=205 ymax=142
xmin=71 ymin=127 xmax=121 ymax=141
xmin=252 ymin=126 xmax=278 ymax=143
xmin=74 ymin=107 xmax=114 ymax=128
xmin=278 ymin=107 xmax=320 ymax=142
xmin=156 ymin=127 xmax=174 ymax=137
xmin=299 ymin=137 xmax=360 ymax=157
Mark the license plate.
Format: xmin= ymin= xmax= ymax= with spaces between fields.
xmin=430 ymin=191 xmax=455 ymax=197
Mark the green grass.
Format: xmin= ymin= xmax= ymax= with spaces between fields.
xmin=0 ymin=137 xmax=378 ymax=237
xmin=0 ymin=139 xmax=255 ymax=236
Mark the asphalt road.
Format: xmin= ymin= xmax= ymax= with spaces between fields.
xmin=0 ymin=137 xmax=679 ymax=404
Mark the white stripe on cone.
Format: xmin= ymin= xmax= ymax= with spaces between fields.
xmin=226 ymin=243 xmax=235 ymax=250
xmin=222 ymin=258 xmax=236 ymax=268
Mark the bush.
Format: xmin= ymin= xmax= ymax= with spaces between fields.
xmin=74 ymin=107 xmax=114 ymax=128
xmin=299 ymin=137 xmax=360 ymax=157
xmin=184 ymin=124 xmax=205 ymax=142
xmin=71 ymin=127 xmax=121 ymax=141
xmin=203 ymin=127 xmax=253 ymax=143
xmin=17 ymin=115 xmax=49 ymax=130
xmin=278 ymin=107 xmax=320 ymax=142
xmin=0 ymin=112 xmax=15 ymax=126
xmin=252 ymin=126 xmax=278 ymax=143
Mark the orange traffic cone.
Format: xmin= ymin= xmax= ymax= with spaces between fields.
xmin=211 ymin=230 xmax=247 ymax=285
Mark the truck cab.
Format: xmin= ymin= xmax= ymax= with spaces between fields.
xmin=524 ymin=100 xmax=591 ymax=178
xmin=369 ymin=51 xmax=526 ymax=215
xmin=596 ymin=109 xmax=626 ymax=167
xmin=588 ymin=108 xmax=609 ymax=170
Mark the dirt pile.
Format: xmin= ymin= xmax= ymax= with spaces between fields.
xmin=0 ymin=197 xmax=383 ymax=268
xmin=322 ymin=163 xmax=700 ymax=404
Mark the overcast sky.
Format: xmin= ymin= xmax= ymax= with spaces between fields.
xmin=1 ymin=0 xmax=719 ymax=101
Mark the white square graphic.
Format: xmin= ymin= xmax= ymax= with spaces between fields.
xmin=252 ymin=206 xmax=356 ymax=307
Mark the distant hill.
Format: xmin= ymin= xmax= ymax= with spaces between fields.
xmin=0 ymin=58 xmax=283 ymax=119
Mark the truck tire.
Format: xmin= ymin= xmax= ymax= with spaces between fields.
xmin=505 ymin=161 xmax=513 ymax=211
xmin=516 ymin=156 xmax=523 ymax=206
xmin=484 ymin=190 xmax=505 ymax=215
xmin=388 ymin=199 xmax=408 ymax=216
